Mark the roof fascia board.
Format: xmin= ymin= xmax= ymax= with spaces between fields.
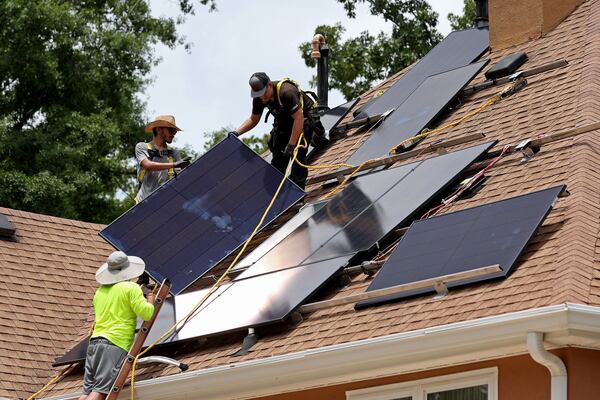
xmin=46 ymin=303 xmax=600 ymax=400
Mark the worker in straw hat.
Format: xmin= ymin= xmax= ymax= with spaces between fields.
xmin=79 ymin=251 xmax=155 ymax=400
xmin=135 ymin=114 xmax=191 ymax=203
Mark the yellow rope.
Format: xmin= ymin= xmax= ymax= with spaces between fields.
xmin=129 ymin=134 xmax=307 ymax=400
xmin=320 ymin=91 xmax=505 ymax=200
xmin=27 ymin=365 xmax=75 ymax=400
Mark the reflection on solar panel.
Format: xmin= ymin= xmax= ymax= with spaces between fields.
xmin=100 ymin=135 xmax=305 ymax=294
xmin=176 ymin=256 xmax=350 ymax=339
xmin=354 ymin=28 xmax=489 ymax=120
xmin=347 ymin=60 xmax=488 ymax=166
xmin=357 ymin=185 xmax=565 ymax=309
xmin=168 ymin=141 xmax=495 ymax=339
xmin=233 ymin=201 xmax=328 ymax=272
xmin=320 ymin=98 xmax=360 ymax=135
xmin=241 ymin=141 xmax=496 ymax=279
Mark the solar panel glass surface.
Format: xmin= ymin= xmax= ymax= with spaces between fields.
xmin=100 ymin=135 xmax=305 ymax=294
xmin=357 ymin=185 xmax=565 ymax=308
xmin=320 ymin=98 xmax=360 ymax=134
xmin=355 ymin=28 xmax=489 ymax=119
xmin=347 ymin=61 xmax=488 ymax=166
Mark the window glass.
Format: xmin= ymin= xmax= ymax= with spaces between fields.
xmin=427 ymin=384 xmax=488 ymax=400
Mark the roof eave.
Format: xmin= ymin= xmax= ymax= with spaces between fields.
xmin=46 ymin=302 xmax=600 ymax=400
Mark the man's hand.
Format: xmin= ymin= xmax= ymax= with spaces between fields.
xmin=284 ymin=143 xmax=296 ymax=158
xmin=173 ymin=157 xmax=191 ymax=169
xmin=146 ymin=292 xmax=156 ymax=304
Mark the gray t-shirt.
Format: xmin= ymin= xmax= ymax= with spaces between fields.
xmin=135 ymin=142 xmax=181 ymax=202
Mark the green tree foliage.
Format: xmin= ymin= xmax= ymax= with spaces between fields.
xmin=203 ymin=127 xmax=269 ymax=155
xmin=299 ymin=0 xmax=442 ymax=100
xmin=448 ymin=0 xmax=476 ymax=30
xmin=0 ymin=0 xmax=214 ymax=223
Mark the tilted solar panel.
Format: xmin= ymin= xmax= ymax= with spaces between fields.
xmin=233 ymin=200 xmax=328 ymax=272
xmin=320 ymin=98 xmax=360 ymax=135
xmin=354 ymin=28 xmax=489 ymax=120
xmin=347 ymin=60 xmax=488 ymax=166
xmin=356 ymin=185 xmax=566 ymax=308
xmin=100 ymin=134 xmax=305 ymax=294
xmin=242 ymin=141 xmax=496 ymax=279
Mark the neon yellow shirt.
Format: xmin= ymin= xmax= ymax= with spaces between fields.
xmin=91 ymin=281 xmax=155 ymax=352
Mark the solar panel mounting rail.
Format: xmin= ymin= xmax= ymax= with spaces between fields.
xmin=106 ymin=279 xmax=172 ymax=400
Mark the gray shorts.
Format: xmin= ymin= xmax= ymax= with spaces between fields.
xmin=82 ymin=337 xmax=127 ymax=394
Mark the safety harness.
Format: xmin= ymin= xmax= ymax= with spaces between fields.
xmin=265 ymin=78 xmax=318 ymax=122
xmin=138 ymin=142 xmax=175 ymax=184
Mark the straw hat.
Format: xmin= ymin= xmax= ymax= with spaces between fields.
xmin=144 ymin=115 xmax=183 ymax=133
xmin=96 ymin=251 xmax=146 ymax=285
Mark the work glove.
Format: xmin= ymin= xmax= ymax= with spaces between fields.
xmin=173 ymin=157 xmax=191 ymax=169
xmin=284 ymin=143 xmax=296 ymax=158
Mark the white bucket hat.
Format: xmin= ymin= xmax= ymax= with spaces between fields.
xmin=96 ymin=251 xmax=146 ymax=285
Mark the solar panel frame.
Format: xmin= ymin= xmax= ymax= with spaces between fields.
xmin=99 ymin=135 xmax=305 ymax=294
xmin=347 ymin=60 xmax=489 ymax=166
xmin=356 ymin=185 xmax=566 ymax=308
xmin=354 ymin=28 xmax=489 ymax=120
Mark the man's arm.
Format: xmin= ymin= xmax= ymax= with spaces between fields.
xmin=235 ymin=113 xmax=261 ymax=136
xmin=129 ymin=284 xmax=155 ymax=321
xmin=140 ymin=158 xmax=177 ymax=171
xmin=289 ymin=108 xmax=304 ymax=146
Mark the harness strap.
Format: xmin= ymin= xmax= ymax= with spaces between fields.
xmin=277 ymin=77 xmax=319 ymax=111
xmin=139 ymin=142 xmax=175 ymax=183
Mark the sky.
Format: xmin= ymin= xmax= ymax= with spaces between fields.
xmin=145 ymin=0 xmax=464 ymax=152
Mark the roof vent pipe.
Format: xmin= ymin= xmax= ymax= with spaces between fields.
xmin=311 ymin=34 xmax=329 ymax=109
xmin=474 ymin=0 xmax=489 ymax=29
xmin=527 ymin=332 xmax=567 ymax=400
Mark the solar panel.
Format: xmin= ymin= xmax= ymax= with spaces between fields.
xmin=238 ymin=141 xmax=496 ymax=279
xmin=175 ymin=255 xmax=351 ymax=339
xmin=354 ymin=28 xmax=489 ymax=120
xmin=356 ymin=185 xmax=565 ymax=308
xmin=100 ymin=135 xmax=305 ymax=294
xmin=53 ymin=336 xmax=89 ymax=366
xmin=320 ymin=98 xmax=360 ymax=135
xmin=347 ymin=60 xmax=488 ymax=166
xmin=233 ymin=200 xmax=328 ymax=272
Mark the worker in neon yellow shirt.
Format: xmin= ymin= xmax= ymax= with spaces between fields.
xmin=79 ymin=251 xmax=155 ymax=400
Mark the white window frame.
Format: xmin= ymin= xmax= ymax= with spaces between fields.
xmin=346 ymin=367 xmax=498 ymax=400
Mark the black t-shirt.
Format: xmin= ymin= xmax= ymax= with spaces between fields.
xmin=252 ymin=80 xmax=312 ymax=127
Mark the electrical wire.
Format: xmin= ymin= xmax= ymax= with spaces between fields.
xmin=420 ymin=145 xmax=510 ymax=219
